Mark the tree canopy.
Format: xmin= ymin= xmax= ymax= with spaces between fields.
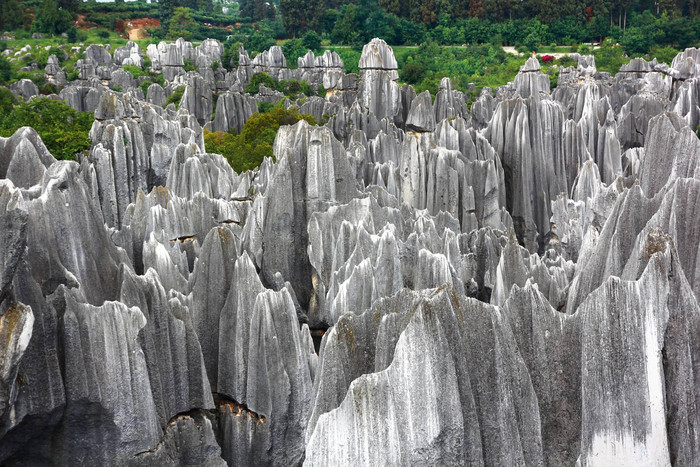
xmin=0 ymin=98 xmax=93 ymax=161
xmin=204 ymin=104 xmax=316 ymax=173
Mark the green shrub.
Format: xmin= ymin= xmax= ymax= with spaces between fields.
xmin=221 ymin=40 xmax=242 ymax=70
xmin=577 ymin=43 xmax=592 ymax=54
xmin=165 ymin=86 xmax=185 ymax=108
xmin=40 ymin=83 xmax=58 ymax=95
xmin=67 ymin=26 xmax=78 ymax=43
xmin=594 ymin=38 xmax=628 ymax=74
xmin=183 ymin=59 xmax=197 ymax=72
xmin=122 ymin=65 xmax=147 ymax=79
xmin=0 ymin=56 xmax=11 ymax=85
xmin=330 ymin=48 xmax=361 ymax=74
xmin=0 ymin=88 xmax=17 ymax=115
xmin=140 ymin=80 xmax=153 ymax=97
xmin=203 ymin=104 xmax=316 ymax=173
xmin=28 ymin=74 xmax=46 ymax=88
xmin=515 ymin=44 xmax=530 ymax=54
xmin=401 ymin=60 xmax=428 ymax=84
xmin=66 ymin=67 xmax=79 ymax=82
xmin=621 ymin=26 xmax=654 ymax=55
xmin=649 ymin=46 xmax=679 ymax=65
xmin=523 ymin=33 xmax=541 ymax=52
xmin=302 ymin=30 xmax=322 ymax=52
xmin=557 ymin=55 xmax=576 ymax=68
xmin=257 ymin=101 xmax=273 ymax=114
xmin=282 ymin=38 xmax=305 ymax=69
xmin=245 ymin=72 xmax=318 ymax=98
xmin=245 ymin=72 xmax=277 ymax=94
xmin=0 ymin=98 xmax=92 ymax=160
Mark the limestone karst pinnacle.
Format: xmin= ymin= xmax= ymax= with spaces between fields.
xmin=1 ymin=37 xmax=700 ymax=466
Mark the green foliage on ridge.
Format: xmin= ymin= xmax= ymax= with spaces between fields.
xmin=0 ymin=97 xmax=93 ymax=161
xmin=204 ymin=103 xmax=316 ymax=173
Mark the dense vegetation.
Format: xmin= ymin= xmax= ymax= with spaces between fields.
xmin=0 ymin=0 xmax=697 ymax=56
xmin=0 ymin=97 xmax=93 ymax=160
xmin=260 ymin=0 xmax=698 ymax=54
xmin=204 ymin=104 xmax=316 ymax=172
xmin=245 ymin=72 xmax=325 ymax=97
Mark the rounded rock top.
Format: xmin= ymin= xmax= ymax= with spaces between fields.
xmin=358 ymin=38 xmax=398 ymax=70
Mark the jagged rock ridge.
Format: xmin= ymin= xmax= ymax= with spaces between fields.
xmin=0 ymin=38 xmax=699 ymax=467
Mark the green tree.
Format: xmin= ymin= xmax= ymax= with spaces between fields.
xmin=283 ymin=38 xmax=306 ymax=67
xmin=222 ymin=40 xmax=243 ymax=70
xmin=468 ymin=0 xmax=487 ymax=18
xmin=245 ymin=72 xmax=279 ymax=94
xmin=33 ymin=0 xmax=73 ymax=35
xmin=302 ymin=30 xmax=322 ymax=52
xmin=401 ymin=60 xmax=428 ymax=83
xmin=658 ymin=15 xmax=694 ymax=49
xmin=240 ymin=0 xmax=273 ymax=21
xmin=245 ymin=29 xmax=276 ymax=54
xmin=0 ymin=0 xmax=27 ymax=30
xmin=0 ymin=88 xmax=17 ymax=115
xmin=280 ymin=0 xmax=325 ymax=37
xmin=159 ymin=0 xmax=175 ymax=30
xmin=0 ymin=98 xmax=92 ymax=161
xmin=239 ymin=0 xmax=254 ymax=19
xmin=0 ymin=56 xmax=11 ymax=85
xmin=57 ymin=0 xmax=79 ymax=12
xmin=331 ymin=4 xmax=362 ymax=44
xmin=167 ymin=7 xmax=195 ymax=41
xmin=620 ymin=25 xmax=653 ymax=54
xmin=593 ymin=38 xmax=627 ymax=73
xmin=280 ymin=0 xmax=306 ymax=37
xmin=203 ymin=104 xmax=316 ymax=172
xmin=320 ymin=9 xmax=339 ymax=34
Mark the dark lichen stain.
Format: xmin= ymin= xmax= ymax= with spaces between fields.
xmin=170 ymin=235 xmax=196 ymax=243
xmin=214 ymin=393 xmax=266 ymax=424
xmin=337 ymin=317 xmax=357 ymax=350
xmin=2 ymin=303 xmax=26 ymax=341
xmin=642 ymin=228 xmax=672 ymax=261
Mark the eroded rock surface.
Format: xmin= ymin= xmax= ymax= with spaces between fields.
xmin=0 ymin=37 xmax=699 ymax=467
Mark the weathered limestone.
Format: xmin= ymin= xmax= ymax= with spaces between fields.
xmin=1 ymin=37 xmax=700 ymax=467
xmin=263 ymin=120 xmax=359 ymax=310
xmin=113 ymin=41 xmax=143 ymax=67
xmin=358 ymin=38 xmax=401 ymax=121
xmin=0 ymin=303 xmax=34 ymax=421
xmin=306 ymin=286 xmax=544 ymax=466
xmin=179 ymin=74 xmax=213 ymax=125
xmin=212 ymin=91 xmax=257 ymax=134
xmin=0 ymin=127 xmax=56 ymax=188
xmin=9 ymin=79 xmax=38 ymax=101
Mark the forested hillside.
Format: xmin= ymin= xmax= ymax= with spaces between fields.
xmin=1 ymin=0 xmax=699 ymax=55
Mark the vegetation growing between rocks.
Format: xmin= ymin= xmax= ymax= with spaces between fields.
xmin=245 ymin=72 xmax=322 ymax=98
xmin=165 ymin=86 xmax=186 ymax=108
xmin=204 ymin=104 xmax=316 ymax=173
xmin=0 ymin=97 xmax=92 ymax=161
